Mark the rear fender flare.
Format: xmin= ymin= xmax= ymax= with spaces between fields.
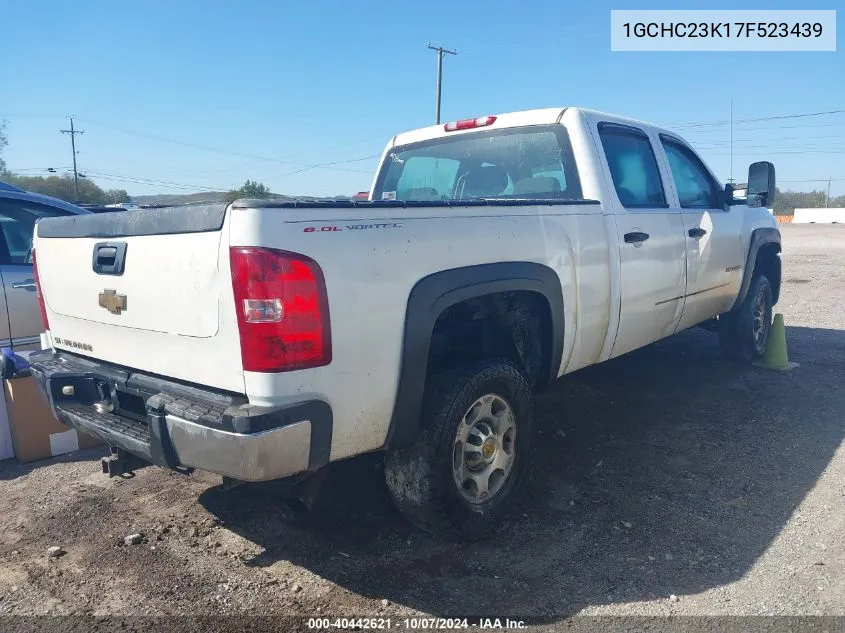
xmin=385 ymin=262 xmax=564 ymax=449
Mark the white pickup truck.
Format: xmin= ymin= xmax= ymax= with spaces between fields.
xmin=29 ymin=107 xmax=781 ymax=537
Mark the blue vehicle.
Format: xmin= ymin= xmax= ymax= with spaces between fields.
xmin=0 ymin=182 xmax=90 ymax=350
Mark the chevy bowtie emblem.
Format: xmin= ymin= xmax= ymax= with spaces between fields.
xmin=99 ymin=289 xmax=127 ymax=315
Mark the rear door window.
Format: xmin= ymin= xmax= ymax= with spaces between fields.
xmin=374 ymin=125 xmax=583 ymax=202
xmin=597 ymin=124 xmax=667 ymax=208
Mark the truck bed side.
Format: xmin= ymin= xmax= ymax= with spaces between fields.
xmin=225 ymin=199 xmax=612 ymax=460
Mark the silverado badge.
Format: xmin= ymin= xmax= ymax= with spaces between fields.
xmin=99 ymin=289 xmax=127 ymax=315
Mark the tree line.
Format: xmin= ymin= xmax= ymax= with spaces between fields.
xmin=1 ymin=173 xmax=131 ymax=205
xmin=771 ymin=187 xmax=845 ymax=215
xmin=224 ymin=179 xmax=273 ymax=203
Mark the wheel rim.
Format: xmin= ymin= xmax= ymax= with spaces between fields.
xmin=452 ymin=393 xmax=517 ymax=505
xmin=752 ymin=286 xmax=771 ymax=352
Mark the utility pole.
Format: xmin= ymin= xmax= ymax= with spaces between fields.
xmin=427 ymin=43 xmax=457 ymax=125
xmin=60 ymin=116 xmax=85 ymax=201
xmin=826 ymin=177 xmax=831 ymax=207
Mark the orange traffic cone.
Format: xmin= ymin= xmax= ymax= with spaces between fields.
xmin=753 ymin=313 xmax=799 ymax=371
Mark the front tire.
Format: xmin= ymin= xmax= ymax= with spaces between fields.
xmin=384 ymin=358 xmax=535 ymax=539
xmin=719 ymin=273 xmax=773 ymax=362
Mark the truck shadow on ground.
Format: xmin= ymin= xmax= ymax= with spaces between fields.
xmin=199 ymin=325 xmax=845 ymax=621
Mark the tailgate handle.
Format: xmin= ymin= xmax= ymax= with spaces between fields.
xmin=98 ymin=247 xmax=117 ymax=262
xmin=92 ymin=242 xmax=128 ymax=275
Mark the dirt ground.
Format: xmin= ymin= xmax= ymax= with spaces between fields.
xmin=1 ymin=224 xmax=844 ymax=628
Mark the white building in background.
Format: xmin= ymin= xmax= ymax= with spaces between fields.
xmin=792 ymin=208 xmax=845 ymax=224
xmin=106 ymin=202 xmax=140 ymax=210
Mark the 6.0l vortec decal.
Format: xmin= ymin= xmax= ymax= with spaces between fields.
xmin=303 ymin=223 xmax=402 ymax=233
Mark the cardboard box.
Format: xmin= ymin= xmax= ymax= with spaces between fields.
xmin=4 ymin=376 xmax=102 ymax=463
xmin=0 ymin=383 xmax=13 ymax=461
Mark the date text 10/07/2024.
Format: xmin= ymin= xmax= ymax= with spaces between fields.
xmin=623 ymin=22 xmax=823 ymax=38
xmin=306 ymin=618 xmax=527 ymax=630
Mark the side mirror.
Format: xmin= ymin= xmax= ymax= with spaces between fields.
xmin=747 ymin=161 xmax=776 ymax=208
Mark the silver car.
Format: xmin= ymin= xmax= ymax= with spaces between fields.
xmin=0 ymin=182 xmax=91 ymax=350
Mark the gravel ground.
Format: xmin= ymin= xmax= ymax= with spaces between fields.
xmin=0 ymin=224 xmax=843 ymax=629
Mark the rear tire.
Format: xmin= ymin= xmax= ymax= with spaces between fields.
xmin=719 ymin=274 xmax=773 ymax=362
xmin=384 ymin=358 xmax=535 ymax=539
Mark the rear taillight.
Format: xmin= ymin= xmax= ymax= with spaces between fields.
xmin=444 ymin=116 xmax=497 ymax=132
xmin=229 ymin=247 xmax=331 ymax=373
xmin=31 ymin=250 xmax=50 ymax=329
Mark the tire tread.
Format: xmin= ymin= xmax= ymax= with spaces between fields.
xmin=720 ymin=273 xmax=772 ymax=362
xmin=384 ymin=358 xmax=534 ymax=539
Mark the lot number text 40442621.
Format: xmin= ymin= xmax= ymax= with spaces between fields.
xmin=306 ymin=617 xmax=527 ymax=630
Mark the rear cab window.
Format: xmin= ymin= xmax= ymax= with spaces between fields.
xmin=373 ymin=125 xmax=583 ymax=202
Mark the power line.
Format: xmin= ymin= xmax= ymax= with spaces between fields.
xmin=680 ymin=122 xmax=845 ymax=136
xmin=90 ymin=174 xmax=208 ymax=192
xmin=76 ymin=117 xmax=381 ymax=173
xmin=84 ymin=169 xmax=231 ymax=192
xmin=737 ymin=109 xmax=845 ymax=124
xmin=6 ymin=111 xmax=392 ymax=170
xmin=458 ymin=33 xmax=604 ymax=51
xmin=11 ymin=162 xmax=374 ymax=193
xmin=268 ymin=154 xmax=380 ymax=179
xmin=0 ymin=113 xmax=67 ymax=120
xmin=666 ymin=108 xmax=845 ymax=130
xmin=92 ymin=175 xmax=228 ymax=193
xmin=282 ymin=133 xmax=394 ymax=161
xmin=694 ymin=143 xmax=845 ymax=152
xmin=701 ymin=149 xmax=845 ymax=156
xmin=88 ymin=174 xmax=221 ymax=192
xmin=57 ymin=165 xmax=845 ymax=187
xmin=77 ymin=118 xmax=301 ymax=165
xmin=672 ymin=107 xmax=845 ymax=182
xmin=693 ymin=133 xmax=845 ymax=145
xmin=738 ymin=150 xmax=845 ymax=155
xmin=9 ymin=167 xmax=73 ymax=173
xmin=92 ymin=175 xmax=221 ymax=193
xmin=59 ymin=116 xmax=84 ymax=201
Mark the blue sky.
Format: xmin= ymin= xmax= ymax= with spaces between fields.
xmin=1 ymin=0 xmax=843 ymax=197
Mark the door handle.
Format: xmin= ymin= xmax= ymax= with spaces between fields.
xmin=688 ymin=227 xmax=708 ymax=239
xmin=11 ymin=279 xmax=36 ymax=290
xmin=623 ymin=231 xmax=650 ymax=244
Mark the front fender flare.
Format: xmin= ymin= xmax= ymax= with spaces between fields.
xmin=730 ymin=227 xmax=781 ymax=311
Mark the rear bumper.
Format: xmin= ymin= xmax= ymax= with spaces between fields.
xmin=29 ymin=349 xmax=332 ymax=482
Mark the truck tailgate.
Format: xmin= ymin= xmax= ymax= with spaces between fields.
xmin=34 ymin=204 xmax=245 ymax=393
